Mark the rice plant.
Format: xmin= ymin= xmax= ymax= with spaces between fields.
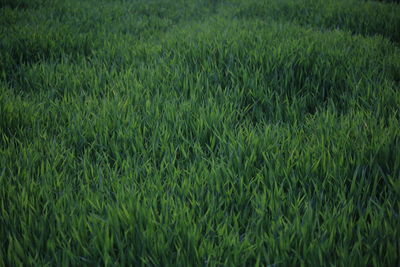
xmin=1 ymin=0 xmax=399 ymax=266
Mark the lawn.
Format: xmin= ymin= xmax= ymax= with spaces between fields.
xmin=1 ymin=0 xmax=399 ymax=266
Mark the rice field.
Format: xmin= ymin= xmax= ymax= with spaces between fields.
xmin=1 ymin=0 xmax=399 ymax=266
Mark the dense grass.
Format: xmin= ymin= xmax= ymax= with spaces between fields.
xmin=1 ymin=0 xmax=399 ymax=266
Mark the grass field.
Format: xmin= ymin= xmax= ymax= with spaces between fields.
xmin=1 ymin=0 xmax=400 ymax=266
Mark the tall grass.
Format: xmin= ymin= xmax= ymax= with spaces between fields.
xmin=1 ymin=0 xmax=399 ymax=266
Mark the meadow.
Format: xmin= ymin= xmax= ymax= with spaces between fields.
xmin=1 ymin=0 xmax=399 ymax=266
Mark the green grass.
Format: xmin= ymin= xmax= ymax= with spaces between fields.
xmin=1 ymin=0 xmax=399 ymax=266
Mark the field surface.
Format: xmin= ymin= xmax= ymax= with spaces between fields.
xmin=1 ymin=0 xmax=400 ymax=266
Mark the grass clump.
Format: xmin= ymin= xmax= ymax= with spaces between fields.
xmin=1 ymin=0 xmax=399 ymax=266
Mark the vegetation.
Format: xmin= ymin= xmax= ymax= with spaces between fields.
xmin=1 ymin=0 xmax=399 ymax=266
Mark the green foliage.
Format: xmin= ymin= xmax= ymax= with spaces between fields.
xmin=234 ymin=0 xmax=400 ymax=43
xmin=0 ymin=0 xmax=44 ymax=9
xmin=1 ymin=0 xmax=399 ymax=266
